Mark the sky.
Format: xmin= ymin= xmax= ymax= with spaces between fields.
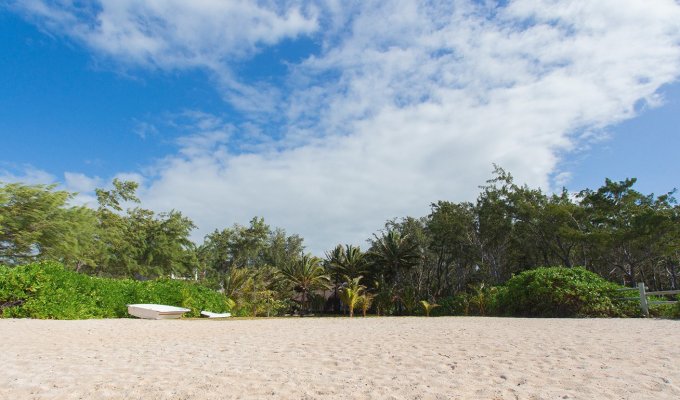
xmin=1 ymin=0 xmax=680 ymax=255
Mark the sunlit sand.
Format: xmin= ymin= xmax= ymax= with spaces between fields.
xmin=2 ymin=317 xmax=679 ymax=399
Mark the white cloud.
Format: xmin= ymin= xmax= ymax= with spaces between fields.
xmin=0 ymin=165 xmax=56 ymax=185
xmin=10 ymin=0 xmax=680 ymax=253
xmin=62 ymin=172 xmax=103 ymax=206
xmin=64 ymin=172 xmax=101 ymax=193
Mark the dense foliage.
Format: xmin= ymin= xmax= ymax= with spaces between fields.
xmin=0 ymin=262 xmax=230 ymax=319
xmin=494 ymin=267 xmax=632 ymax=317
xmin=1 ymin=167 xmax=678 ymax=318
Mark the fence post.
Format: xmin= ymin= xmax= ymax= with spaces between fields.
xmin=638 ymin=282 xmax=649 ymax=317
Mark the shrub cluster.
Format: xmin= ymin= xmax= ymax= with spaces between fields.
xmin=0 ymin=262 xmax=231 ymax=319
xmin=493 ymin=266 xmax=638 ymax=317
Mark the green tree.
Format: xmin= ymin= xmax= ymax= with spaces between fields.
xmin=0 ymin=183 xmax=97 ymax=267
xmin=578 ymin=178 xmax=679 ymax=288
xmin=427 ymin=201 xmax=478 ymax=296
xmin=92 ymin=180 xmax=197 ymax=278
xmin=198 ymin=218 xmax=303 ymax=275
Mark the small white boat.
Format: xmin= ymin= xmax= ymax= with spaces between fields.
xmin=127 ymin=304 xmax=191 ymax=320
xmin=201 ymin=311 xmax=232 ymax=318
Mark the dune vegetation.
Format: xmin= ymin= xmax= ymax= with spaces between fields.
xmin=1 ymin=167 xmax=678 ymax=319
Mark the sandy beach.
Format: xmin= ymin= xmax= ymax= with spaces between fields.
xmin=2 ymin=317 xmax=679 ymax=399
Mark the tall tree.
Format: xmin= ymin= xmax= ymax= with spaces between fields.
xmin=0 ymin=183 xmax=96 ymax=267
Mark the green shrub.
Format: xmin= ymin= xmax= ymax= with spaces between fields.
xmin=655 ymin=296 xmax=680 ymax=319
xmin=430 ymin=295 xmax=464 ymax=316
xmin=670 ymin=301 xmax=680 ymax=319
xmin=494 ymin=266 xmax=633 ymax=318
xmin=0 ymin=262 xmax=231 ymax=319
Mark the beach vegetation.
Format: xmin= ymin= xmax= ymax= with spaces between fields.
xmin=494 ymin=266 xmax=630 ymax=317
xmin=0 ymin=261 xmax=230 ymax=319
xmin=1 ymin=168 xmax=679 ymax=319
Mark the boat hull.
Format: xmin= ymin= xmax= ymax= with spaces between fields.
xmin=127 ymin=304 xmax=191 ymax=320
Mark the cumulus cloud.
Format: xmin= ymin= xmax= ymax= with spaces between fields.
xmin=10 ymin=0 xmax=680 ymax=253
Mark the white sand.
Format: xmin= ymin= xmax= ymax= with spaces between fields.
xmin=1 ymin=317 xmax=679 ymax=399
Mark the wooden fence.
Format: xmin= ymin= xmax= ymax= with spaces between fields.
xmin=617 ymin=283 xmax=679 ymax=317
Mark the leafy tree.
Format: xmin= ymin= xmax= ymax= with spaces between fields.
xmin=579 ymin=178 xmax=679 ymax=288
xmin=0 ymin=183 xmax=96 ymax=267
xmin=90 ymin=180 xmax=197 ymax=278
xmin=427 ymin=201 xmax=478 ymax=295
xmin=198 ymin=218 xmax=303 ymax=275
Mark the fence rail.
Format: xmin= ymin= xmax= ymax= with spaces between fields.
xmin=616 ymin=283 xmax=679 ymax=317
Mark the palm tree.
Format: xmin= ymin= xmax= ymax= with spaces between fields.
xmin=339 ymin=276 xmax=366 ymax=317
xmin=368 ymin=230 xmax=420 ymax=281
xmin=358 ymin=293 xmax=374 ymax=317
xmin=342 ymin=245 xmax=367 ymax=279
xmin=420 ymin=300 xmax=440 ymax=317
xmin=279 ymin=254 xmax=330 ymax=313
xmin=325 ymin=244 xmax=367 ymax=280
xmin=368 ymin=230 xmax=420 ymax=314
xmin=325 ymin=244 xmax=367 ymax=313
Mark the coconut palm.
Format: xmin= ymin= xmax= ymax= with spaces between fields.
xmin=325 ymin=244 xmax=367 ymax=280
xmin=368 ymin=230 xmax=420 ymax=314
xmin=420 ymin=300 xmax=440 ymax=317
xmin=358 ymin=293 xmax=374 ymax=317
xmin=368 ymin=230 xmax=420 ymax=283
xmin=324 ymin=245 xmax=345 ymax=294
xmin=339 ymin=276 xmax=366 ymax=317
xmin=325 ymin=244 xmax=368 ymax=313
xmin=279 ymin=254 xmax=330 ymax=313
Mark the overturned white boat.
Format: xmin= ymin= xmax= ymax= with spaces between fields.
xmin=201 ymin=310 xmax=232 ymax=318
xmin=127 ymin=304 xmax=191 ymax=320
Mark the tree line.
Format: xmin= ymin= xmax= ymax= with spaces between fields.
xmin=1 ymin=167 xmax=678 ymax=316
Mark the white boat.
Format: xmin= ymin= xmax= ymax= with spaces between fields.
xmin=201 ymin=311 xmax=232 ymax=318
xmin=127 ymin=304 xmax=191 ymax=320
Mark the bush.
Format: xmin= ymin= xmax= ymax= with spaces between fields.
xmin=0 ymin=262 xmax=231 ymax=319
xmin=430 ymin=296 xmax=465 ymax=316
xmin=494 ymin=266 xmax=633 ymax=318
xmin=669 ymin=301 xmax=680 ymax=319
xmin=655 ymin=297 xmax=680 ymax=319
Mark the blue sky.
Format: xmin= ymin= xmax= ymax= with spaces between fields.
xmin=1 ymin=1 xmax=680 ymax=253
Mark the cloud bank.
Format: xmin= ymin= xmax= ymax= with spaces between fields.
xmin=9 ymin=0 xmax=680 ymax=253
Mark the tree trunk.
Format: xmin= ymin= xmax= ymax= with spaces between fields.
xmin=669 ymin=263 xmax=678 ymax=290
